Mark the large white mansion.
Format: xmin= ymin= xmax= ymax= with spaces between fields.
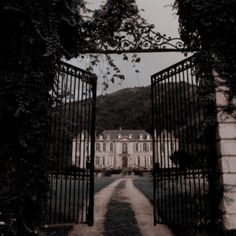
xmin=72 ymin=129 xmax=179 ymax=171
xmin=94 ymin=130 xmax=153 ymax=170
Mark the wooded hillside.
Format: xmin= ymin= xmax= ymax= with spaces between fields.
xmin=96 ymin=86 xmax=152 ymax=133
xmin=95 ymin=82 xmax=199 ymax=136
xmin=55 ymin=81 xmax=203 ymax=144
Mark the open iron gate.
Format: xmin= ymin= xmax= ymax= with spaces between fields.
xmin=43 ymin=61 xmax=97 ymax=226
xmin=151 ymin=55 xmax=216 ymax=226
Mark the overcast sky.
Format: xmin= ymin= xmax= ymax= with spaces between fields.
xmin=68 ymin=0 xmax=186 ymax=94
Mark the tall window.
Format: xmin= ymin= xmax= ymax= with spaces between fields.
xmin=135 ymin=143 xmax=138 ymax=152
xmin=96 ymin=143 xmax=101 ymax=152
xmin=103 ymin=156 xmax=105 ymax=166
xmin=103 ymin=143 xmax=106 ymax=152
xmin=110 ymin=143 xmax=113 ymax=152
xmin=143 ymin=143 xmax=147 ymax=152
xmin=95 ymin=156 xmax=99 ymax=165
xmin=138 ymin=156 xmax=140 ymax=166
xmin=122 ymin=143 xmax=128 ymax=154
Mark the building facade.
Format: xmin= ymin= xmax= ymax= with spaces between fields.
xmin=95 ymin=130 xmax=153 ymax=170
xmin=72 ymin=129 xmax=179 ymax=171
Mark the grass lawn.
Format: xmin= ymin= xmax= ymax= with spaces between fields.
xmin=47 ymin=175 xmax=119 ymax=223
xmin=95 ymin=175 xmax=121 ymax=193
xmin=41 ymin=175 xmax=119 ymax=235
xmin=133 ymin=175 xmax=153 ymax=203
xmin=133 ymin=175 xmax=213 ymax=236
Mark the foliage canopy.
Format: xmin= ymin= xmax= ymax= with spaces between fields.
xmin=175 ymin=0 xmax=236 ymax=99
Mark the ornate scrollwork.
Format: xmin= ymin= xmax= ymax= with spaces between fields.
xmin=87 ymin=24 xmax=189 ymax=53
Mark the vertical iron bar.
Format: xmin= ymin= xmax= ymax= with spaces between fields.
xmin=48 ymin=71 xmax=60 ymax=224
xmin=63 ymin=69 xmax=73 ymax=222
xmin=190 ymin=64 xmax=202 ymax=223
xmin=77 ymin=75 xmax=84 ymax=222
xmin=88 ymin=75 xmax=97 ymax=226
xmin=71 ymin=74 xmax=78 ymax=223
xmin=168 ymin=70 xmax=173 ymax=223
xmin=185 ymin=65 xmax=195 ymax=222
xmin=163 ymin=73 xmax=170 ymax=219
xmin=151 ymin=76 xmax=157 ymax=225
xmin=169 ymin=69 xmax=177 ymax=224
xmin=81 ymin=80 xmax=87 ymax=222
xmin=55 ymin=64 xmax=67 ymax=223
xmin=181 ymin=64 xmax=191 ymax=224
xmin=174 ymin=66 xmax=181 ymax=224
xmin=159 ymin=76 xmax=165 ymax=223
xmin=173 ymin=67 xmax=180 ymax=224
xmin=166 ymin=71 xmax=172 ymax=222
xmin=67 ymin=74 xmax=77 ymax=222
xmin=84 ymin=82 xmax=89 ymax=223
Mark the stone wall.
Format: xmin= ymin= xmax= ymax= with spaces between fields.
xmin=215 ymin=70 xmax=236 ymax=229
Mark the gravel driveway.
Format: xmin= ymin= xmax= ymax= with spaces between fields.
xmin=69 ymin=176 xmax=174 ymax=236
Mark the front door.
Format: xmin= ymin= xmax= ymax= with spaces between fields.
xmin=122 ymin=156 xmax=128 ymax=168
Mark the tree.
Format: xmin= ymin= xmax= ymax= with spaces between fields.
xmin=0 ymin=0 xmax=146 ymax=234
xmin=174 ymin=0 xmax=236 ymax=100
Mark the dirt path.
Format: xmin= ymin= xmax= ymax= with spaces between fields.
xmin=69 ymin=177 xmax=174 ymax=236
xmin=125 ymin=177 xmax=174 ymax=236
xmin=69 ymin=178 xmax=123 ymax=236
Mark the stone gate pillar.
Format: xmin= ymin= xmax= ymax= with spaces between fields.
xmin=215 ymin=70 xmax=236 ymax=230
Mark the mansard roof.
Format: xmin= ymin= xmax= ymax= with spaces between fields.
xmin=74 ymin=129 xmax=178 ymax=141
xmin=99 ymin=129 xmax=150 ymax=140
